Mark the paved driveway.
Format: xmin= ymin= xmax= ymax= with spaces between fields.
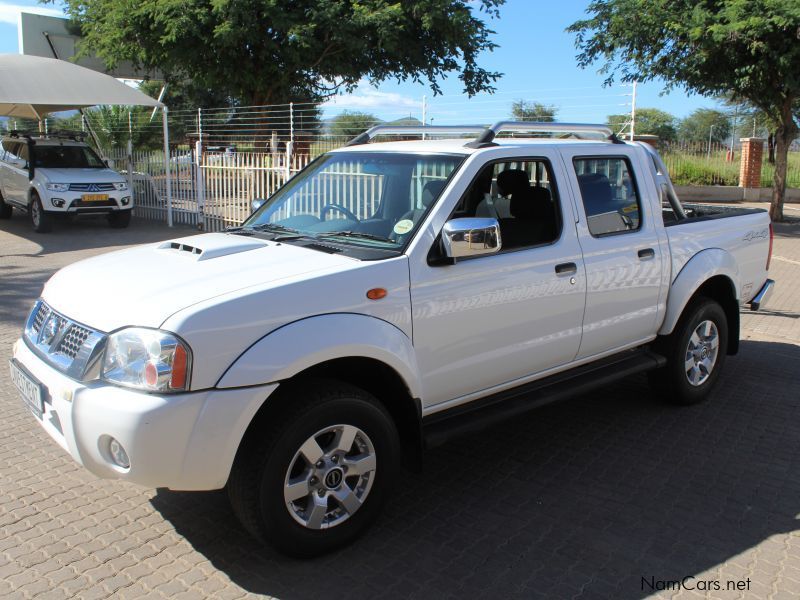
xmin=1 ymin=211 xmax=799 ymax=599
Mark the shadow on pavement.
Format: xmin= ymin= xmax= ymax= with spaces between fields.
xmin=0 ymin=212 xmax=191 ymax=257
xmin=151 ymin=339 xmax=800 ymax=599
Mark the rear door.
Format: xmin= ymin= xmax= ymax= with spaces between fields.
xmin=558 ymin=147 xmax=667 ymax=359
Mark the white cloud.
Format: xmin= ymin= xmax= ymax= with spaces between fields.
xmin=324 ymin=86 xmax=422 ymax=112
xmin=0 ymin=4 xmax=63 ymax=27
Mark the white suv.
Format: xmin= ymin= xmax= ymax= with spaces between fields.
xmin=0 ymin=132 xmax=132 ymax=232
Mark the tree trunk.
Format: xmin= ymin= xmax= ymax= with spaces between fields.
xmin=769 ymin=101 xmax=798 ymax=222
xmin=767 ymin=133 xmax=775 ymax=164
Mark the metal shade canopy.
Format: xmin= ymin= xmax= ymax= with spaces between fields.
xmin=0 ymin=54 xmax=162 ymax=119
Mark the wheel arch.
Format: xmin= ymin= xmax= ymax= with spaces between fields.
xmin=659 ymin=248 xmax=740 ymax=355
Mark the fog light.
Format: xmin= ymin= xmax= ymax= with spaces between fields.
xmin=120 ymin=196 xmax=131 ymax=206
xmin=51 ymin=198 xmax=65 ymax=208
xmin=108 ymin=437 xmax=130 ymax=469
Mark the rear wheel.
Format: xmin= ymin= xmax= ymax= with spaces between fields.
xmin=227 ymin=379 xmax=400 ymax=557
xmin=649 ymin=297 xmax=728 ymax=405
xmin=30 ymin=193 xmax=52 ymax=233
xmin=108 ymin=210 xmax=131 ymax=228
xmin=0 ymin=188 xmax=12 ymax=218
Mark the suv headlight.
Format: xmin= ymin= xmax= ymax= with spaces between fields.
xmin=113 ymin=182 xmax=128 ymax=191
xmin=46 ymin=183 xmax=69 ymax=192
xmin=102 ymin=328 xmax=192 ymax=392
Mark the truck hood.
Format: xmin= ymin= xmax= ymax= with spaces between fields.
xmin=39 ymin=167 xmax=125 ymax=183
xmin=41 ymin=232 xmax=358 ymax=332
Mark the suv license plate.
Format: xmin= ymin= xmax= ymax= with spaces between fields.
xmin=82 ymin=194 xmax=108 ymax=202
xmin=9 ymin=360 xmax=44 ymax=419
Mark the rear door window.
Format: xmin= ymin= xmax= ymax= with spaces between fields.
xmin=573 ymin=157 xmax=641 ymax=236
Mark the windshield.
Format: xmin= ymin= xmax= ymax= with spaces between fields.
xmin=33 ymin=145 xmax=105 ymax=169
xmin=243 ymin=151 xmax=464 ymax=251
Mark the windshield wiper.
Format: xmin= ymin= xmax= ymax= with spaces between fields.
xmin=318 ymin=230 xmax=396 ymax=244
xmin=227 ymin=223 xmax=308 ymax=240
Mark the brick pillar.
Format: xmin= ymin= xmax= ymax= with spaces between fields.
xmin=739 ymin=137 xmax=765 ymax=188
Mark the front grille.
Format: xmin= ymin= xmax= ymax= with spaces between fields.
xmin=68 ymin=183 xmax=116 ymax=192
xmin=24 ymin=300 xmax=106 ymax=380
xmin=56 ymin=324 xmax=92 ymax=359
xmin=32 ymin=303 xmax=51 ymax=333
xmin=69 ymin=199 xmax=117 ymax=208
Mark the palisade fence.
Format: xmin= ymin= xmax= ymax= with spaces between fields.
xmin=94 ymin=100 xmax=800 ymax=230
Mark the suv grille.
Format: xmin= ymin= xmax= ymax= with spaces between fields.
xmin=68 ymin=183 xmax=116 ymax=192
xmin=24 ymin=301 xmax=106 ymax=380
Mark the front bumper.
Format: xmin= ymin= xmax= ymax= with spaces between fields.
xmin=43 ymin=192 xmax=132 ymax=214
xmin=11 ymin=338 xmax=277 ymax=490
xmin=749 ymin=279 xmax=775 ymax=311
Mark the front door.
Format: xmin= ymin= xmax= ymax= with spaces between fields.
xmin=409 ymin=153 xmax=587 ymax=408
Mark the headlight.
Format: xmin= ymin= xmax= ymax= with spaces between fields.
xmin=113 ymin=182 xmax=128 ymax=191
xmin=102 ymin=328 xmax=191 ymax=392
xmin=46 ymin=183 xmax=69 ymax=192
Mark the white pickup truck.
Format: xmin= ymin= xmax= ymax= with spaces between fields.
xmin=10 ymin=122 xmax=774 ymax=556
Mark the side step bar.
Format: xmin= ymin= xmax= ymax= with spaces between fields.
xmin=422 ymin=349 xmax=666 ymax=449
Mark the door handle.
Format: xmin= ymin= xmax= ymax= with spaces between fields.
xmin=637 ymin=248 xmax=655 ymax=260
xmin=555 ymin=262 xmax=578 ymax=275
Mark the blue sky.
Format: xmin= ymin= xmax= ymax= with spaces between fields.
xmin=0 ymin=0 xmax=725 ymax=125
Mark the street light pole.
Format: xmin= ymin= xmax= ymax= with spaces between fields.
xmin=707 ymin=125 xmax=714 ymax=159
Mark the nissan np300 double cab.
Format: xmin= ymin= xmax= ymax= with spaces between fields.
xmin=11 ymin=122 xmax=775 ymax=556
xmin=0 ymin=132 xmax=132 ymax=232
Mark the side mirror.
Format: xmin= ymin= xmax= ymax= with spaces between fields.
xmin=251 ymin=198 xmax=266 ymax=213
xmin=441 ymin=217 xmax=501 ymax=262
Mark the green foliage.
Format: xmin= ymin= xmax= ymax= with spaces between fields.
xmin=328 ymin=111 xmax=381 ymax=140
xmin=56 ymin=0 xmax=506 ymax=106
xmin=607 ymin=108 xmax=677 ymax=141
xmin=568 ymin=0 xmax=800 ymax=219
xmin=510 ymin=100 xmax=557 ymax=122
xmin=678 ymin=109 xmax=731 ymax=143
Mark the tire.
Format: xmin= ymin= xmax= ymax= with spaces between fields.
xmin=0 ymin=188 xmax=12 ymax=219
xmin=29 ymin=193 xmax=52 ymax=233
xmin=108 ymin=210 xmax=131 ymax=228
xmin=649 ymin=297 xmax=728 ymax=405
xmin=228 ymin=379 xmax=401 ymax=557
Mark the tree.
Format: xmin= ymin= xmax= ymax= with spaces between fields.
xmin=607 ymin=108 xmax=677 ymax=141
xmin=328 ymin=111 xmax=381 ymax=140
xmin=511 ymin=101 xmax=557 ymax=122
xmin=56 ymin=0 xmax=505 ymax=107
xmin=678 ymin=109 xmax=731 ymax=144
xmin=569 ymin=1 xmax=800 ymax=221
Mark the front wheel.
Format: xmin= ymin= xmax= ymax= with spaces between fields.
xmin=30 ymin=193 xmax=52 ymax=233
xmin=0 ymin=188 xmax=12 ymax=218
xmin=227 ymin=380 xmax=400 ymax=557
xmin=649 ymin=297 xmax=728 ymax=405
xmin=108 ymin=210 xmax=131 ymax=228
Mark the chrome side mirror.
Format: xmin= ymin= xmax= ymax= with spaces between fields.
xmin=441 ymin=217 xmax=501 ymax=262
xmin=251 ymin=198 xmax=266 ymax=213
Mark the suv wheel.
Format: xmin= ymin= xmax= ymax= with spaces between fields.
xmin=30 ymin=193 xmax=52 ymax=233
xmin=0 ymin=188 xmax=12 ymax=219
xmin=649 ymin=297 xmax=728 ymax=405
xmin=227 ymin=379 xmax=400 ymax=557
xmin=108 ymin=210 xmax=131 ymax=228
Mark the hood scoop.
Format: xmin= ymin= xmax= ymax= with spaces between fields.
xmin=157 ymin=233 xmax=269 ymax=261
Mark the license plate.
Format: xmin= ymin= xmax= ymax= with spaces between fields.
xmin=9 ymin=360 xmax=44 ymax=419
xmin=81 ymin=194 xmax=108 ymax=202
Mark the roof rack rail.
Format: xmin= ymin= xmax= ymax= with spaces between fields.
xmin=6 ymin=129 xmax=88 ymax=142
xmin=344 ymin=120 xmax=624 ymax=148
xmin=465 ymin=121 xmax=620 ymax=148
xmin=345 ymin=125 xmax=487 ymax=146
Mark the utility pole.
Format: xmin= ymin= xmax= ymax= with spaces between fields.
xmin=421 ymin=95 xmax=427 ymax=140
xmin=629 ymin=81 xmax=637 ymax=141
xmin=707 ymin=125 xmax=714 ymax=159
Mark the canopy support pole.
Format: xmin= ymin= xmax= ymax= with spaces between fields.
xmin=162 ymin=107 xmax=173 ymax=227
